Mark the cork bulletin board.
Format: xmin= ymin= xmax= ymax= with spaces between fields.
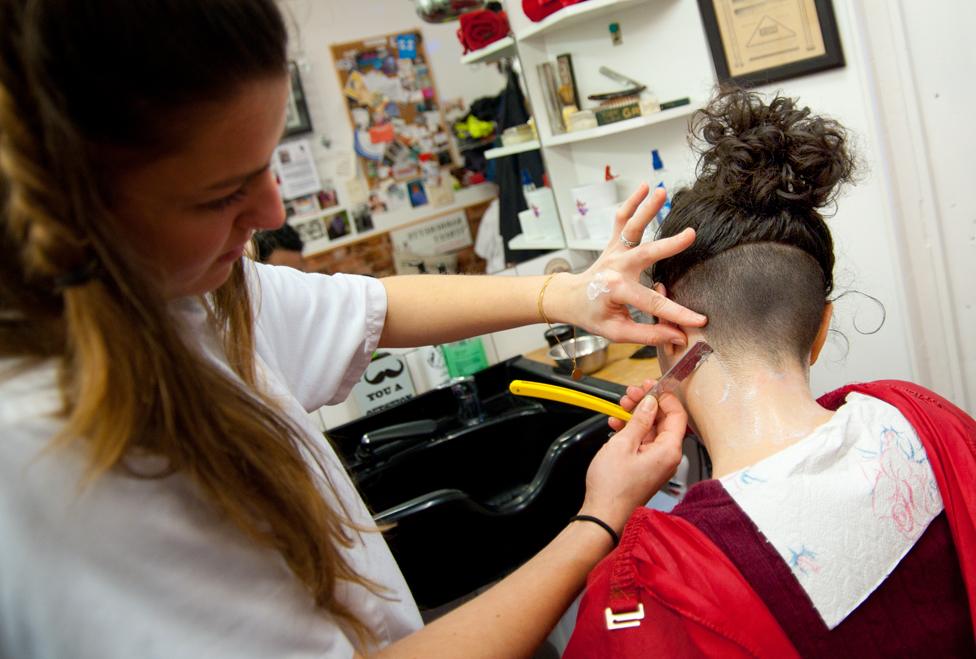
xmin=330 ymin=31 xmax=457 ymax=195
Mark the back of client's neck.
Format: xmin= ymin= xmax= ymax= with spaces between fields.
xmin=683 ymin=357 xmax=835 ymax=479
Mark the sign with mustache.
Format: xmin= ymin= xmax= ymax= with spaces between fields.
xmin=363 ymin=361 xmax=405 ymax=385
xmin=353 ymin=353 xmax=416 ymax=415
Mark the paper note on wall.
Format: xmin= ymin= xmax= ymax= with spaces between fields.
xmin=344 ymin=178 xmax=369 ymax=205
xmin=273 ymin=139 xmax=322 ymax=200
xmin=390 ymin=211 xmax=472 ymax=255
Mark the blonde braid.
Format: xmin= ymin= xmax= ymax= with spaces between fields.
xmin=0 ymin=36 xmax=92 ymax=290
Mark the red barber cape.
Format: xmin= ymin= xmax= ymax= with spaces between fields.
xmin=564 ymin=381 xmax=976 ymax=658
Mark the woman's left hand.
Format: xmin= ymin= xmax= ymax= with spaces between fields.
xmin=545 ymin=184 xmax=706 ymax=346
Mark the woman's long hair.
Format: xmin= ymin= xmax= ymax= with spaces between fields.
xmin=0 ymin=0 xmax=379 ymax=648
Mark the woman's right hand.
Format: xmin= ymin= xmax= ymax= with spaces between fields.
xmin=579 ymin=390 xmax=687 ymax=534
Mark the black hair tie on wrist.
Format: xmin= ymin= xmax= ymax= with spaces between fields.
xmin=569 ymin=514 xmax=620 ymax=547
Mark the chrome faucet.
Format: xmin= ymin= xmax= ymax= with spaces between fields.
xmin=451 ymin=376 xmax=484 ymax=427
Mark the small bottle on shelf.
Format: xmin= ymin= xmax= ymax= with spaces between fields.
xmin=652 ymin=149 xmax=672 ymax=223
xmin=521 ymin=169 xmax=537 ymax=196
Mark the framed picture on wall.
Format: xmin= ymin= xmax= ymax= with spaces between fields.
xmin=283 ymin=61 xmax=313 ymax=138
xmin=698 ymin=0 xmax=844 ymax=87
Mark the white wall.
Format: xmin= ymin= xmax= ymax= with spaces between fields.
xmin=854 ymin=0 xmax=975 ymax=412
xmin=903 ymin=0 xmax=976 ymax=407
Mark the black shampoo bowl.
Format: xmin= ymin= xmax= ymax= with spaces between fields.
xmin=374 ymin=413 xmax=609 ymax=609
xmin=327 ymin=358 xmax=623 ymax=610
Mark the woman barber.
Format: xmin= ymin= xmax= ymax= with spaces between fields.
xmin=0 ymin=1 xmax=701 ymax=656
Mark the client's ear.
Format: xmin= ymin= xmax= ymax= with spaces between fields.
xmin=652 ymin=282 xmax=682 ymax=359
xmin=809 ymin=302 xmax=834 ymax=365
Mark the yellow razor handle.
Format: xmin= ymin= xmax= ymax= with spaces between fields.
xmin=509 ymin=380 xmax=631 ymax=421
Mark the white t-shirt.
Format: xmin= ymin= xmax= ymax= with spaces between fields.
xmin=0 ymin=261 xmax=422 ymax=658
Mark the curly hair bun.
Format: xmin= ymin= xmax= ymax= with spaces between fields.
xmin=693 ymin=89 xmax=855 ymax=216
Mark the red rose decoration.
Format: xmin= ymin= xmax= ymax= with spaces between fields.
xmin=457 ymin=9 xmax=510 ymax=54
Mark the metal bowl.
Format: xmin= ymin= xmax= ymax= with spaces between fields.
xmin=548 ymin=335 xmax=609 ymax=375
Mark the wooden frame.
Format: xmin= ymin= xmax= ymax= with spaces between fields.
xmin=697 ymin=0 xmax=844 ymax=87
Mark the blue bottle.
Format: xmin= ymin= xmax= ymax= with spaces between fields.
xmin=652 ymin=149 xmax=671 ymax=227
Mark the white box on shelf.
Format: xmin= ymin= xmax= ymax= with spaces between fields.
xmin=577 ymin=206 xmax=616 ymax=244
xmin=518 ymin=208 xmax=562 ymax=240
xmin=518 ymin=187 xmax=562 ymax=240
xmin=525 ymin=187 xmax=558 ymax=223
xmin=572 ymin=215 xmax=589 ymax=241
xmin=571 ymin=179 xmax=618 ymax=218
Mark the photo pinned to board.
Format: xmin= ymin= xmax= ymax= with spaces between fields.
xmin=291 ymin=214 xmax=327 ymax=248
xmin=352 ymin=203 xmax=375 ymax=233
xmin=381 ymin=181 xmax=409 ymax=212
xmin=406 ymin=179 xmax=428 ymax=207
xmin=287 ymin=206 xmax=355 ymax=254
xmin=325 ymin=209 xmax=352 ymax=240
xmin=283 ymin=182 xmax=340 ymax=221
xmin=317 ymin=188 xmax=339 ymax=210
xmin=286 ymin=194 xmax=318 ymax=218
xmin=368 ymin=191 xmax=388 ymax=215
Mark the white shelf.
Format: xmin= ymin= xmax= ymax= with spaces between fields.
xmin=371 ymin=183 xmax=497 ymax=231
xmin=305 ymin=184 xmax=498 ymax=254
xmin=567 ymin=238 xmax=609 ymax=251
xmin=288 ymin=205 xmax=346 ymax=225
xmin=516 ymin=0 xmax=650 ymax=41
xmin=508 ymin=233 xmax=566 ymax=250
xmin=460 ymin=36 xmax=516 ymax=65
xmin=543 ymin=103 xmax=697 ymax=147
xmin=484 ymin=140 xmax=541 ymax=160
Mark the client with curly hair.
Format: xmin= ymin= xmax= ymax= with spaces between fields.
xmin=565 ymin=89 xmax=976 ymax=657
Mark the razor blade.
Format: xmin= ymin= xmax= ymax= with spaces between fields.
xmin=646 ymin=341 xmax=713 ymax=400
